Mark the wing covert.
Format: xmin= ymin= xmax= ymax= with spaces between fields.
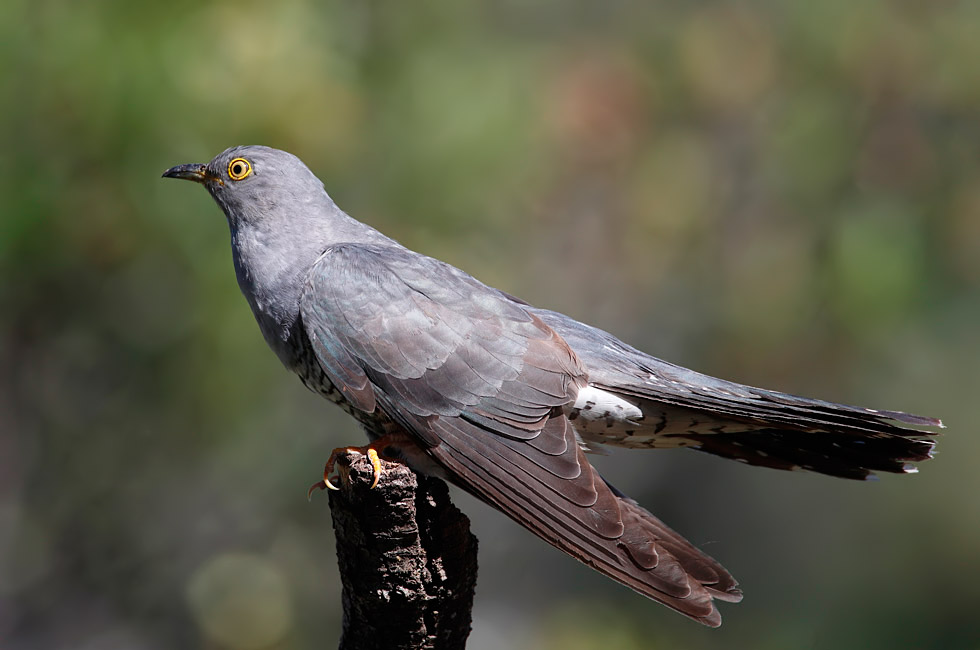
xmin=299 ymin=244 xmax=582 ymax=426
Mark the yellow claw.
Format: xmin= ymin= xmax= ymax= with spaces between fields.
xmin=306 ymin=477 xmax=340 ymax=501
xmin=309 ymin=441 xmax=392 ymax=498
xmin=306 ymin=479 xmax=330 ymax=501
xmin=367 ymin=448 xmax=382 ymax=489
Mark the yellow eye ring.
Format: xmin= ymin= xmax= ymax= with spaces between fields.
xmin=227 ymin=158 xmax=252 ymax=181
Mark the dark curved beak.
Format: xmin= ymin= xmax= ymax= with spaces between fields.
xmin=162 ymin=163 xmax=211 ymax=184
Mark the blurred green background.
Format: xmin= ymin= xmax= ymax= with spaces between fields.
xmin=2 ymin=1 xmax=978 ymax=648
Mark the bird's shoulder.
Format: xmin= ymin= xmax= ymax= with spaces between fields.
xmin=300 ymin=242 xmax=539 ymax=336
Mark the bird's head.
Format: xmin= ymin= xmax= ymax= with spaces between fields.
xmin=162 ymin=145 xmax=326 ymax=225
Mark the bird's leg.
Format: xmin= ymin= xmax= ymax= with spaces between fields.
xmin=307 ymin=433 xmax=413 ymax=498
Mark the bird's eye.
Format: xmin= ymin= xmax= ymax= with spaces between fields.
xmin=228 ymin=158 xmax=252 ymax=181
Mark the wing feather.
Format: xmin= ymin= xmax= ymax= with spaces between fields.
xmin=299 ymin=243 xmax=741 ymax=626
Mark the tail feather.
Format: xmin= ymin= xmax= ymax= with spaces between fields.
xmin=612 ymin=383 xmax=940 ymax=480
xmin=682 ymin=427 xmax=934 ymax=480
xmin=588 ymin=360 xmax=940 ymax=480
xmin=537 ymin=308 xmax=942 ymax=479
xmin=625 ymin=378 xmax=939 ymax=480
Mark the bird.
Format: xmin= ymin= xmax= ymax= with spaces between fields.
xmin=163 ymin=145 xmax=940 ymax=627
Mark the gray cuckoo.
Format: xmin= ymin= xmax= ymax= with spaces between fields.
xmin=163 ymin=146 xmax=940 ymax=626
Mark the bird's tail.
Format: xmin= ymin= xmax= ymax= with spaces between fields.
xmin=610 ymin=381 xmax=941 ymax=480
xmin=684 ymin=420 xmax=936 ymax=480
xmin=536 ymin=308 xmax=942 ymax=480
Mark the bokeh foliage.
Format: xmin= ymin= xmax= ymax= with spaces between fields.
xmin=2 ymin=1 xmax=978 ymax=648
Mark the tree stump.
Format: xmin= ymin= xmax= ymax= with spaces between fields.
xmin=325 ymin=451 xmax=478 ymax=650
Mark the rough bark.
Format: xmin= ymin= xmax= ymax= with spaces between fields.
xmin=326 ymin=450 xmax=478 ymax=650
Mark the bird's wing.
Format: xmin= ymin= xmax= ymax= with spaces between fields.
xmin=300 ymin=244 xmax=741 ymax=625
xmin=299 ymin=244 xmax=578 ymax=438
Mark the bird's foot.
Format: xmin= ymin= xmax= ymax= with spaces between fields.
xmin=308 ymin=437 xmax=401 ymax=499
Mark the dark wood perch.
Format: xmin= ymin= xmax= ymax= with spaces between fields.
xmin=325 ymin=450 xmax=478 ymax=650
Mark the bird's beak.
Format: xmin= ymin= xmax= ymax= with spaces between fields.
xmin=162 ymin=163 xmax=218 ymax=184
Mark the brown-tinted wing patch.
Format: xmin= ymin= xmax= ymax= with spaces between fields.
xmin=422 ymin=412 xmax=742 ymax=626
